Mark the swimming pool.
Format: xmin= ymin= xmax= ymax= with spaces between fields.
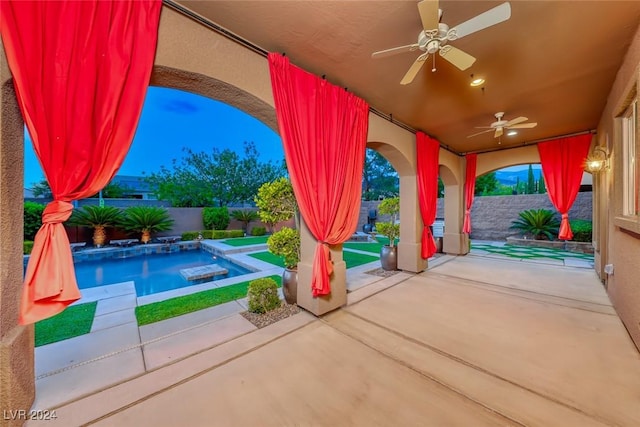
xmin=73 ymin=250 xmax=252 ymax=296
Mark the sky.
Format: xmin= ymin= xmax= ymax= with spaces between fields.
xmin=24 ymin=86 xmax=284 ymax=187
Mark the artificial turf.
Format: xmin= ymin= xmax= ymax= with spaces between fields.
xmin=222 ymin=236 xmax=269 ymax=247
xmin=135 ymin=275 xmax=282 ymax=326
xmin=35 ymin=301 xmax=97 ymax=347
xmin=249 ymin=250 xmax=378 ymax=269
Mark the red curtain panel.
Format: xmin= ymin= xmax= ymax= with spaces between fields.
xmin=0 ymin=0 xmax=161 ymax=324
xmin=416 ymin=132 xmax=440 ymax=259
xmin=537 ymin=134 xmax=592 ymax=240
xmin=462 ymin=153 xmax=478 ymax=233
xmin=268 ymin=53 xmax=369 ymax=296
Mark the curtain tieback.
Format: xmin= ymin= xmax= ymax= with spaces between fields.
xmin=561 ymin=213 xmax=569 ymax=220
xmin=42 ymin=200 xmax=74 ymax=224
xmin=465 ymin=209 xmax=471 ymax=214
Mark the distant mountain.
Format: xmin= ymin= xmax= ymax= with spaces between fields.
xmin=494 ymin=166 xmax=542 ymax=186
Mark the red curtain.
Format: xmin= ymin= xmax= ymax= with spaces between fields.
xmin=268 ymin=53 xmax=369 ymax=296
xmin=537 ymin=134 xmax=592 ymax=240
xmin=0 ymin=0 xmax=161 ymax=324
xmin=462 ymin=153 xmax=478 ymax=233
xmin=416 ymin=132 xmax=440 ymax=259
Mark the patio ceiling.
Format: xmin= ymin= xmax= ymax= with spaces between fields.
xmin=171 ymin=0 xmax=640 ymax=154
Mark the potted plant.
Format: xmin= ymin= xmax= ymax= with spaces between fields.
xmin=375 ymin=196 xmax=400 ymax=270
xmin=67 ymin=205 xmax=122 ymax=247
xmin=118 ymin=206 xmax=175 ymax=244
xmin=267 ymin=227 xmax=300 ymax=304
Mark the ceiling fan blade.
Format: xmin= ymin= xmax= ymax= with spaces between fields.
xmin=400 ymin=55 xmax=428 ymax=85
xmin=372 ymin=44 xmax=419 ymax=59
xmin=439 ymin=45 xmax=476 ymax=70
xmin=474 ymin=126 xmax=494 ymax=129
xmin=467 ymin=129 xmax=494 ymax=138
xmin=508 ymin=122 xmax=538 ymax=129
xmin=494 ymin=127 xmax=504 ymax=138
xmin=505 ymin=116 xmax=528 ymax=126
xmin=418 ymin=0 xmax=439 ymax=31
xmin=451 ymin=2 xmax=511 ymax=40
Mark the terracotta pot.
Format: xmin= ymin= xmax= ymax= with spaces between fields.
xmin=380 ymin=245 xmax=398 ymax=271
xmin=282 ymin=267 xmax=298 ymax=304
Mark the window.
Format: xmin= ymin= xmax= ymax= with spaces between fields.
xmin=621 ymin=100 xmax=637 ymax=217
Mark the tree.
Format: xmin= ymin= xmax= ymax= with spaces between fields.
xmin=474 ymin=172 xmax=499 ymax=196
xmin=30 ymin=179 xmax=52 ymax=198
xmin=527 ymin=164 xmax=536 ymax=194
xmin=362 ymin=149 xmax=399 ymax=200
xmin=145 ymin=141 xmax=286 ymax=207
xmin=538 ymin=173 xmax=547 ymax=194
xmin=438 ymin=177 xmax=444 ymax=198
xmin=254 ymin=177 xmax=297 ymax=232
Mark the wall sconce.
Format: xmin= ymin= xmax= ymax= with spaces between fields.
xmin=584 ymin=146 xmax=609 ymax=173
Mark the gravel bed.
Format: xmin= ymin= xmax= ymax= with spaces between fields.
xmin=364 ymin=267 xmax=401 ymax=278
xmin=241 ymin=302 xmax=301 ymax=329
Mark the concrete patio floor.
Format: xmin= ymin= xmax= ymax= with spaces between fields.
xmin=28 ymin=254 xmax=640 ymax=427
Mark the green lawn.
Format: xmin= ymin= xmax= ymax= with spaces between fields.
xmin=135 ymin=275 xmax=282 ymax=326
xmin=343 ymin=241 xmax=384 ymax=254
xmin=35 ymin=301 xmax=97 ymax=347
xmin=222 ymin=236 xmax=269 ymax=247
xmin=249 ymin=250 xmax=378 ymax=269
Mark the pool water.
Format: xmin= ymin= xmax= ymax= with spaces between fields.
xmin=73 ymin=250 xmax=251 ymax=296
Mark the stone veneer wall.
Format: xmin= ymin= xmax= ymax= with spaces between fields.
xmin=358 ymin=192 xmax=592 ymax=240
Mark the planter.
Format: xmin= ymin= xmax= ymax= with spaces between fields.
xmin=505 ymin=236 xmax=594 ymax=254
xmin=282 ymin=267 xmax=298 ymax=304
xmin=380 ymin=245 xmax=398 ymax=271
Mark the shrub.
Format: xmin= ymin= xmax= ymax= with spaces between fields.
xmin=24 ymin=240 xmax=34 ymax=255
xmin=254 ymin=178 xmax=297 ymax=231
xmin=231 ymin=210 xmax=259 ymax=233
xmin=202 ymin=230 xmax=214 ymax=239
xmin=376 ymin=197 xmax=400 ymax=247
xmin=203 ymin=207 xmax=230 ymax=231
xmin=24 ymin=202 xmax=45 ymax=241
xmin=212 ymin=230 xmax=227 ymax=239
xmin=181 ymin=231 xmax=200 ymax=241
xmin=267 ymin=227 xmax=300 ymax=269
xmin=510 ymin=209 xmax=560 ymax=240
xmin=247 ymin=277 xmax=281 ymax=314
xmin=251 ymin=226 xmax=266 ymax=236
xmin=227 ymin=229 xmax=245 ymax=238
xmin=570 ymin=219 xmax=593 ymax=242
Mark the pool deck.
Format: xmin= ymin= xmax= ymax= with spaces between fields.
xmin=30 ymin=240 xmax=615 ymax=424
xmin=27 ymin=244 xmax=640 ymax=427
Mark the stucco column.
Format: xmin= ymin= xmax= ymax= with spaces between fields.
xmin=398 ymin=174 xmax=427 ymax=272
xmin=0 ymin=73 xmax=35 ymax=421
xmin=296 ymin=219 xmax=346 ymax=316
xmin=442 ymin=160 xmax=469 ymax=255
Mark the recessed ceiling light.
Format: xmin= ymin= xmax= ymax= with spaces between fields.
xmin=507 ymin=130 xmax=518 ymax=136
xmin=470 ymin=78 xmax=485 ymax=87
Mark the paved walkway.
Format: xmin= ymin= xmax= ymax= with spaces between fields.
xmin=471 ymin=240 xmax=594 ymax=268
xmin=28 ymin=254 xmax=640 ymax=427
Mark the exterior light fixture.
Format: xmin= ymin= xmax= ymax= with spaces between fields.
xmin=584 ymin=146 xmax=609 ymax=173
xmin=507 ymin=130 xmax=518 ymax=136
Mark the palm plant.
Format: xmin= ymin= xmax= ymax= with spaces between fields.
xmin=510 ymin=209 xmax=560 ymax=240
xmin=118 ymin=206 xmax=174 ymax=244
xmin=67 ymin=205 xmax=122 ymax=247
xmin=231 ymin=209 xmax=259 ymax=234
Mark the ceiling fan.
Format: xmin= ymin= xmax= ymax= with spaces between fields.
xmin=371 ymin=1 xmax=511 ymax=85
xmin=467 ymin=112 xmax=538 ymax=139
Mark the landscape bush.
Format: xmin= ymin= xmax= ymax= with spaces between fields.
xmin=251 ymin=226 xmax=266 ymax=236
xmin=212 ymin=230 xmax=227 ymax=239
xmin=181 ymin=231 xmax=200 ymax=241
xmin=227 ymin=229 xmax=245 ymax=238
xmin=510 ymin=209 xmax=560 ymax=240
xmin=570 ymin=219 xmax=593 ymax=242
xmin=24 ymin=202 xmax=45 ymax=241
xmin=202 ymin=230 xmax=214 ymax=239
xmin=247 ymin=277 xmax=281 ymax=314
xmin=203 ymin=207 xmax=230 ymax=231
xmin=24 ymin=240 xmax=34 ymax=255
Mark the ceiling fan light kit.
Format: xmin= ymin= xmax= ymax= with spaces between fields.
xmin=467 ymin=112 xmax=538 ymax=139
xmin=371 ymin=0 xmax=511 ymax=85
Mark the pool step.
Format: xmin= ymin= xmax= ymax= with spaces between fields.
xmin=180 ymin=264 xmax=229 ymax=281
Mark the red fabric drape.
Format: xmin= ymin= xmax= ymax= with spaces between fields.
xmin=537 ymin=134 xmax=592 ymax=240
xmin=268 ymin=53 xmax=369 ymax=296
xmin=416 ymin=133 xmax=440 ymax=259
xmin=462 ymin=154 xmax=478 ymax=233
xmin=0 ymin=0 xmax=161 ymax=324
